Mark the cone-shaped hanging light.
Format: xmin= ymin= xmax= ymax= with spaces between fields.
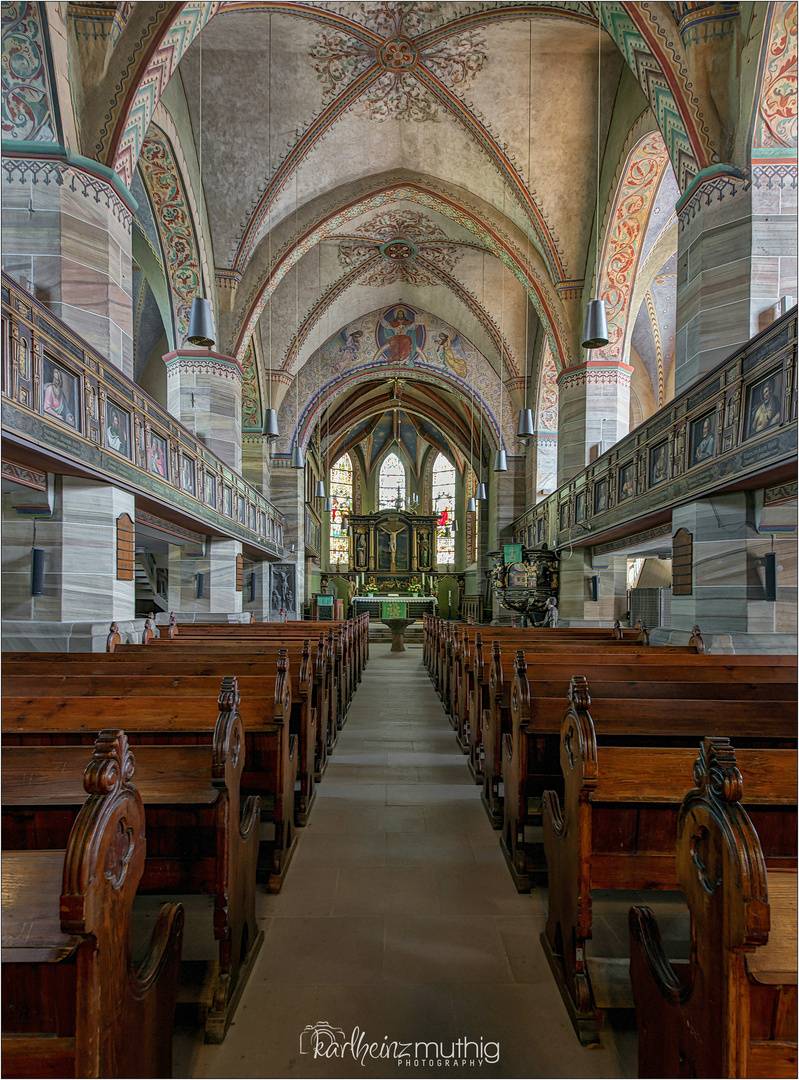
xmin=516 ymin=408 xmax=534 ymax=440
xmin=290 ymin=443 xmax=305 ymax=469
xmin=323 ymin=496 xmax=333 ymax=513
xmin=186 ymin=297 xmax=215 ymax=347
xmin=263 ymin=408 xmax=279 ymax=438
xmin=494 ymin=449 xmax=508 ymax=472
xmin=582 ymin=299 xmax=609 ymax=349
xmin=315 ymin=479 xmax=326 ymax=498
xmin=475 ymin=482 xmax=487 ymax=501
xmin=467 ymin=496 xmax=477 ymax=513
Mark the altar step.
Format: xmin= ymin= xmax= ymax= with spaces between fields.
xmin=369 ymin=624 xmax=425 ymax=644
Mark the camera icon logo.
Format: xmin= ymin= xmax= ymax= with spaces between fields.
xmin=299 ymin=1021 xmax=346 ymax=1056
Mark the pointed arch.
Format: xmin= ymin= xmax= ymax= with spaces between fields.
xmin=432 ymin=452 xmax=456 ymax=565
xmin=378 ymin=452 xmax=406 ymax=510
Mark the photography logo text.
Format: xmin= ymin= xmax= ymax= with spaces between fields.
xmin=299 ymin=1021 xmax=500 ymax=1067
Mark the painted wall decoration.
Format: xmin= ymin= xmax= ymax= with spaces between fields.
xmin=138 ymin=126 xmax=204 ymax=344
xmin=536 ymin=341 xmax=559 ymax=433
xmin=593 ymin=132 xmax=672 ymax=367
xmin=311 ymin=3 xmax=486 ymax=122
xmin=240 ymin=338 xmax=262 ymax=431
xmin=600 ymin=2 xmax=705 ymax=189
xmin=335 ymin=208 xmax=461 ymax=287
xmin=274 ymin=306 xmax=518 ymax=457
xmin=107 ymin=1 xmax=222 ymax=188
xmin=753 ymin=1 xmax=797 ymax=149
xmin=2 ymin=2 xmax=57 ymax=142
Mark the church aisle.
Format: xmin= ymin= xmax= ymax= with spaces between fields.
xmin=176 ymin=647 xmax=635 ymax=1079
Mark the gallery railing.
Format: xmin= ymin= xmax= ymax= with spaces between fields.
xmin=514 ymin=307 xmax=797 ymax=549
xmin=1 ymin=274 xmax=284 ymax=556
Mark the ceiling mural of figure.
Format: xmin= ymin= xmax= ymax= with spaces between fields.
xmin=333 ymin=325 xmax=365 ymax=373
xmin=376 ymin=305 xmax=425 ymax=366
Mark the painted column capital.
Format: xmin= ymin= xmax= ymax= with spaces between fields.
xmin=162 ymin=349 xmax=244 ymax=384
xmin=556 ymin=360 xmax=634 ymax=393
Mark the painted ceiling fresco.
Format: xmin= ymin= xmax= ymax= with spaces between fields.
xmin=274 ymin=304 xmax=521 ymax=459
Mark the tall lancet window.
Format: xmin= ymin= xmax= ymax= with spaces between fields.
xmin=329 ymin=454 xmax=352 ymax=566
xmin=379 ymin=452 xmax=405 ymax=510
xmin=433 ymin=452 xmax=456 ymax=565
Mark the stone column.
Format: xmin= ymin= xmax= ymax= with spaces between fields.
xmin=163 ymin=349 xmax=243 ymax=471
xmin=208 ymin=538 xmax=243 ymax=614
xmin=2 ymin=476 xmax=135 ymax=622
xmin=675 ymin=165 xmax=796 ymax=394
xmin=269 ymin=461 xmax=307 ymax=614
xmin=242 ymin=433 xmax=272 ymax=496
xmin=167 ymin=546 xmax=209 ymax=614
xmin=557 ymin=362 xmax=632 ymax=483
xmin=2 ymin=156 xmax=135 ymax=374
xmin=244 ymin=561 xmax=271 ymax=621
xmin=670 ymin=492 xmax=793 ymax=637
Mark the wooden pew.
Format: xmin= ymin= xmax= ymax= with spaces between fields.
xmin=2 ymin=655 xmax=298 ymax=894
xmin=100 ymin=637 xmax=321 ymax=823
xmin=502 ymin=657 xmax=797 ymax=888
xmin=541 ymin=699 xmax=796 ymax=1046
xmin=477 ymin=636 xmax=792 ymax=828
xmin=629 ymin=738 xmax=798 ymax=1078
xmin=1 ymin=730 xmax=184 ymax=1079
xmin=2 ymin=677 xmax=263 ymax=1043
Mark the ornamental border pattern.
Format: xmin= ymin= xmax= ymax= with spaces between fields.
xmin=164 ymin=357 xmax=243 ymax=382
xmin=557 ymin=368 xmax=633 ymax=392
xmin=0 ymin=157 xmax=133 ymax=230
xmin=678 ymin=171 xmax=751 ymax=228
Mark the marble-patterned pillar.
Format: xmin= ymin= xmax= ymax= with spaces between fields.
xmin=242 ymin=433 xmax=272 ymax=497
xmin=163 ymin=349 xmax=243 ymax=471
xmin=490 ymin=456 xmax=527 ymax=624
xmin=2 ymin=156 xmax=135 ymax=374
xmin=2 ymin=477 xmax=135 ymax=622
xmin=269 ymin=461 xmax=307 ymax=614
xmin=208 ymin=538 xmax=243 ymax=614
xmin=244 ymin=561 xmax=270 ymax=621
xmin=167 ymin=546 xmax=210 ymax=614
xmin=670 ymin=492 xmax=796 ymax=636
xmin=556 ymin=362 xmax=632 ymax=483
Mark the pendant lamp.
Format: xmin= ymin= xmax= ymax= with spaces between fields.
xmin=494 ymin=448 xmax=508 ymax=472
xmin=291 ymin=443 xmax=305 ymax=469
xmin=475 ymin=482 xmax=487 ymax=501
xmin=315 ymin=479 xmax=326 ymax=498
xmin=323 ymin=496 xmax=333 ymax=513
xmin=264 ymin=408 xmax=279 ymax=438
xmin=516 ymin=408 xmax=534 ymax=440
xmin=185 ymin=38 xmax=215 ymax=349
xmin=582 ymin=4 xmax=610 ymax=350
xmin=467 ymin=496 xmax=477 ymax=513
xmin=186 ymin=297 xmax=216 ymax=347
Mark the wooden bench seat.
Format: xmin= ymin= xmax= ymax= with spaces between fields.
xmin=541 ymin=703 xmax=797 ymax=1046
xmin=1 ymin=731 xmax=184 ymax=1078
xmin=2 ymin=656 xmax=298 ymax=894
xmin=629 ymin=738 xmax=798 ymax=1078
xmin=2 ymin=677 xmax=262 ymax=1043
xmin=501 ymin=657 xmax=797 ymax=886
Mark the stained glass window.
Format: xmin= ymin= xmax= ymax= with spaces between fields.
xmin=433 ymin=453 xmax=456 ymax=565
xmin=379 ymin=452 xmax=405 ymax=510
xmin=329 ymin=454 xmax=353 ymax=566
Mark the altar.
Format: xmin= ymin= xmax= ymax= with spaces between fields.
xmin=352 ymin=596 xmax=438 ymax=619
xmin=346 ymin=510 xmax=439 ymax=573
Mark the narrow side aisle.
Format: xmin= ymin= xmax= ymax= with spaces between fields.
xmin=177 ymin=647 xmax=633 ymax=1079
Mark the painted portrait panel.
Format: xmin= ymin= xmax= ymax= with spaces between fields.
xmin=690 ymin=411 xmax=716 ymax=467
xmin=41 ymin=356 xmax=78 ymax=428
xmin=575 ymin=491 xmax=585 ymax=523
xmin=618 ymin=463 xmax=635 ymax=502
xmin=148 ymin=431 xmax=168 ymax=479
xmin=744 ymin=369 xmax=782 ymax=441
xmin=559 ymin=502 xmax=568 ymax=531
xmin=181 ymin=455 xmax=195 ymax=496
xmin=649 ymin=440 xmax=669 ymax=487
xmin=224 ymin=486 xmax=232 ymax=518
xmin=105 ymin=401 xmax=131 ymax=458
xmin=205 ymin=472 xmax=217 ymax=508
xmin=594 ymin=478 xmax=609 ymax=515
xmin=537 ymin=518 xmax=544 ymax=545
